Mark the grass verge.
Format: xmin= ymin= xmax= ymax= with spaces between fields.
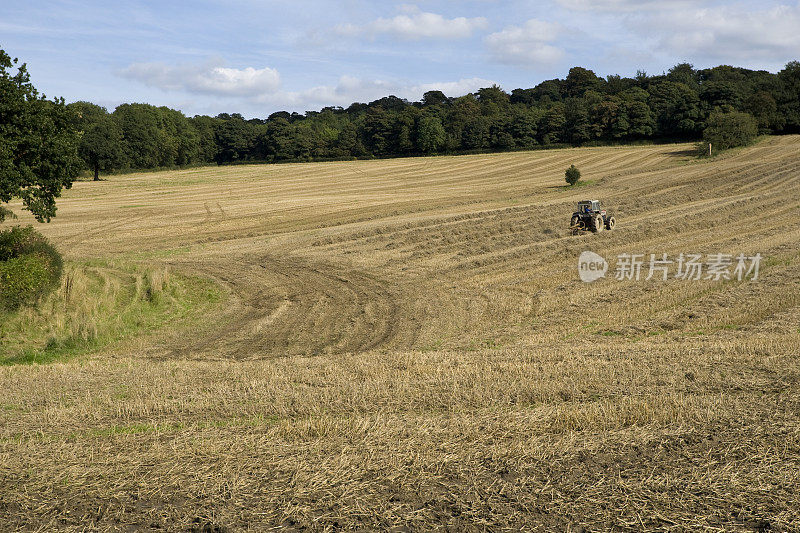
xmin=0 ymin=260 xmax=221 ymax=365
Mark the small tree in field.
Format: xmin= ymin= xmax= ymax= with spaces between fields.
xmin=565 ymin=164 xmax=581 ymax=186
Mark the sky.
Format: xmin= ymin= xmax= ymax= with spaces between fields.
xmin=2 ymin=0 xmax=800 ymax=118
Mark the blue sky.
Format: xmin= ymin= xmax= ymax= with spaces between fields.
xmin=2 ymin=0 xmax=799 ymax=118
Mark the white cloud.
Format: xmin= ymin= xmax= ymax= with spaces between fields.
xmin=556 ymin=0 xmax=697 ymax=11
xmin=485 ymin=19 xmax=565 ymax=66
xmin=119 ymin=59 xmax=495 ymax=112
xmin=337 ymin=5 xmax=488 ymax=40
xmin=119 ymin=59 xmax=280 ymax=97
xmin=554 ymin=0 xmax=800 ymax=67
xmin=262 ymin=75 xmax=496 ymax=108
xmin=413 ymin=77 xmax=495 ymax=97
xmin=637 ymin=3 xmax=800 ymax=64
xmin=280 ymin=76 xmax=398 ymax=107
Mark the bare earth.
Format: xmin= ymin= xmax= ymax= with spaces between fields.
xmin=2 ymin=137 xmax=800 ymax=531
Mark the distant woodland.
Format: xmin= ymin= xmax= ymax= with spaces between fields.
xmin=69 ymin=62 xmax=800 ymax=177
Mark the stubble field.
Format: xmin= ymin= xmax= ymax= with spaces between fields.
xmin=2 ymin=136 xmax=800 ymax=531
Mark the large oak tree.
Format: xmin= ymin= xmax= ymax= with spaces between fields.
xmin=0 ymin=48 xmax=80 ymax=222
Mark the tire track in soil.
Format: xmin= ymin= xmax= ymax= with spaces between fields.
xmin=165 ymin=254 xmax=410 ymax=359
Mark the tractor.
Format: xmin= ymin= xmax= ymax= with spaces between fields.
xmin=570 ymin=200 xmax=615 ymax=234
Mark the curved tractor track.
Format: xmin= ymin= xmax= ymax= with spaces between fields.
xmin=165 ymin=254 xmax=408 ymax=359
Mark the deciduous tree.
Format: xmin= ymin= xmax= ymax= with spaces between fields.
xmin=0 ymin=48 xmax=80 ymax=222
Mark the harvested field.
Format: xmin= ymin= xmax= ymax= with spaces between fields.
xmin=2 ymin=137 xmax=800 ymax=531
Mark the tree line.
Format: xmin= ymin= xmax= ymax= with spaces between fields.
xmin=56 ymin=61 xmax=800 ymax=177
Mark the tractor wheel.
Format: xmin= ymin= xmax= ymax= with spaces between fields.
xmin=605 ymin=216 xmax=616 ymax=230
xmin=570 ymin=215 xmax=580 ymax=228
xmin=592 ymin=215 xmax=603 ymax=232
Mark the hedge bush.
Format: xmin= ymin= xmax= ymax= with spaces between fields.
xmin=0 ymin=226 xmax=63 ymax=310
xmin=702 ymin=110 xmax=759 ymax=153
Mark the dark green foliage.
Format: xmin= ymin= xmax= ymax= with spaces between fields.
xmin=700 ymin=81 xmax=742 ymax=112
xmin=0 ymin=207 xmax=14 ymax=223
xmin=778 ymin=61 xmax=800 ymax=132
xmin=417 ymin=116 xmax=446 ymax=154
xmin=541 ymin=104 xmax=566 ymax=144
xmin=648 ymin=81 xmax=702 ymax=138
xmin=69 ymin=101 xmax=109 ymax=126
xmin=510 ymin=88 xmax=537 ymax=105
xmin=604 ymin=74 xmax=633 ymax=95
xmin=112 ymin=103 xmax=162 ymax=168
xmin=565 ymin=67 xmax=602 ymax=98
xmin=213 ymin=113 xmax=255 ymax=163
xmin=110 ymin=103 xmax=204 ymax=169
xmin=259 ymin=118 xmax=294 ymax=161
xmin=477 ymin=85 xmax=511 ymax=115
xmin=745 ymin=91 xmax=783 ymax=133
xmin=69 ymin=101 xmax=119 ymax=178
xmin=41 ymin=60 xmax=800 ymax=172
xmin=702 ymin=110 xmax=759 ymax=152
xmin=462 ymin=116 xmax=490 ymax=150
xmin=565 ymin=165 xmax=581 ymax=186
xmin=509 ymin=106 xmax=541 ymax=148
xmin=421 ymin=91 xmax=449 ymax=107
xmin=0 ymin=226 xmax=62 ymax=310
xmin=533 ymin=79 xmax=564 ymax=103
xmin=191 ymin=115 xmax=220 ymax=162
xmin=368 ymin=95 xmax=408 ymax=112
xmin=563 ymin=98 xmax=594 ymax=144
xmin=622 ymin=89 xmax=656 ymax=138
xmin=0 ymin=48 xmax=81 ymax=222
xmin=362 ymin=108 xmax=395 ymax=156
xmin=79 ymin=115 xmax=125 ymax=179
xmin=667 ymin=63 xmax=699 ymax=90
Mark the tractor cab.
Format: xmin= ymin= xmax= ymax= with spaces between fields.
xmin=577 ymin=200 xmax=601 ymax=213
